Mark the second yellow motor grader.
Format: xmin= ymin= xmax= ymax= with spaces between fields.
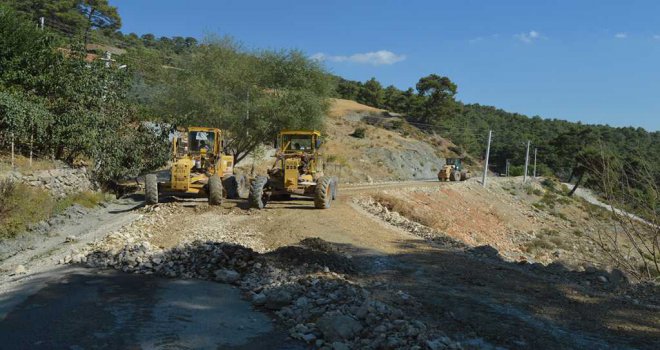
xmin=249 ymin=130 xmax=338 ymax=209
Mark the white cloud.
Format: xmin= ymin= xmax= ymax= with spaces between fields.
xmin=310 ymin=50 xmax=406 ymax=65
xmin=653 ymin=34 xmax=660 ymax=40
xmin=515 ymin=30 xmax=541 ymax=43
xmin=614 ymin=32 xmax=628 ymax=39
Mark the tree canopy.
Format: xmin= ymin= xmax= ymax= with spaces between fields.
xmin=152 ymin=37 xmax=332 ymax=163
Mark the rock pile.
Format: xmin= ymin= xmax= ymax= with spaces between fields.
xmin=75 ymin=236 xmax=478 ymax=349
xmin=240 ymin=264 xmax=457 ymax=349
xmin=84 ymin=240 xmax=257 ymax=279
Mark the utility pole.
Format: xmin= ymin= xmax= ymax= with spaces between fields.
xmin=482 ymin=130 xmax=492 ymax=187
xmin=523 ymin=140 xmax=531 ymax=183
xmin=533 ymin=148 xmax=538 ymax=178
xmin=505 ymin=159 xmax=510 ymax=177
xmin=10 ymin=132 xmax=15 ymax=169
xmin=103 ymin=52 xmax=113 ymax=68
xmin=29 ymin=132 xmax=33 ymax=168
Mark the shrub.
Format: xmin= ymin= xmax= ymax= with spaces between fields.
xmin=53 ymin=191 xmax=106 ymax=214
xmin=350 ymin=127 xmax=366 ymax=138
xmin=0 ymin=179 xmax=54 ymax=239
xmin=391 ymin=120 xmax=404 ymax=129
xmin=0 ymin=178 xmax=106 ymax=239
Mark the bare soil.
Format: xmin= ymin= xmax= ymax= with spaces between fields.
xmin=77 ymin=179 xmax=658 ymax=349
xmin=2 ymin=176 xmax=658 ymax=349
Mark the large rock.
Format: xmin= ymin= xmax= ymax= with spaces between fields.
xmin=317 ymin=313 xmax=363 ymax=341
xmin=214 ymin=269 xmax=240 ymax=283
xmin=265 ymin=290 xmax=293 ymax=310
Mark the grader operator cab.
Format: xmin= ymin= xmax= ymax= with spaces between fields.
xmin=144 ymin=127 xmax=248 ymax=205
xmin=438 ymin=158 xmax=470 ymax=182
xmin=249 ymin=130 xmax=338 ymax=209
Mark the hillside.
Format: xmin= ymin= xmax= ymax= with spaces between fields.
xmin=322 ymin=99 xmax=466 ymax=183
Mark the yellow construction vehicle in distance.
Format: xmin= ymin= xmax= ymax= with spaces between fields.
xmin=438 ymin=158 xmax=470 ymax=182
xmin=144 ymin=126 xmax=248 ymax=205
xmin=249 ymin=130 xmax=338 ymax=209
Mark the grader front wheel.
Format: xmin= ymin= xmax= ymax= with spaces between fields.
xmin=314 ymin=177 xmax=333 ymax=209
xmin=145 ymin=174 xmax=158 ymax=205
xmin=208 ymin=175 xmax=224 ymax=205
xmin=249 ymin=176 xmax=269 ymax=209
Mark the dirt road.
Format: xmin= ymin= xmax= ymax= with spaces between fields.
xmin=240 ymin=179 xmax=659 ymax=349
xmin=1 ymin=179 xmax=658 ymax=349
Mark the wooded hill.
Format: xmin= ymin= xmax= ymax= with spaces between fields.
xmin=335 ymin=77 xmax=660 ymax=194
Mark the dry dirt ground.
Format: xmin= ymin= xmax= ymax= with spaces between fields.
xmin=42 ymin=178 xmax=658 ymax=349
xmin=2 ymin=177 xmax=658 ymax=349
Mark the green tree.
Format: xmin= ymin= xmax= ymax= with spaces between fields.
xmin=0 ymin=6 xmax=168 ymax=184
xmin=357 ymin=77 xmax=384 ymax=108
xmin=415 ymin=74 xmax=457 ymax=124
xmin=383 ymin=85 xmax=407 ymax=112
xmin=0 ymin=0 xmax=86 ymax=29
xmin=155 ymin=37 xmax=332 ymax=164
xmin=78 ymin=0 xmax=121 ymax=44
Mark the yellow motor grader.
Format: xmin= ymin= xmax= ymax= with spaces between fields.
xmin=249 ymin=130 xmax=338 ymax=209
xmin=144 ymin=126 xmax=248 ymax=205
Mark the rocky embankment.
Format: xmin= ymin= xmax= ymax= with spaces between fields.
xmin=4 ymin=164 xmax=94 ymax=198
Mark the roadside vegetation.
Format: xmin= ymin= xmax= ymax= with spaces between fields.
xmin=0 ymin=179 xmax=105 ymax=239
xmin=0 ymin=1 xmax=333 ymax=240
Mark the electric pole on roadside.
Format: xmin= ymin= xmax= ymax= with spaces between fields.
xmin=505 ymin=159 xmax=510 ymax=177
xmin=102 ymin=52 xmax=113 ymax=68
xmin=523 ymin=140 xmax=531 ymax=183
xmin=482 ymin=130 xmax=492 ymax=187
xmin=533 ymin=147 xmax=538 ymax=178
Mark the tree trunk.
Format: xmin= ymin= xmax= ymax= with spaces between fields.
xmin=567 ymin=167 xmax=575 ymax=183
xmin=568 ymin=171 xmax=584 ymax=196
xmin=84 ymin=8 xmax=96 ymax=48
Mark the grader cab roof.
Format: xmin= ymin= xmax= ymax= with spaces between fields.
xmin=279 ymin=130 xmax=322 ymax=137
xmin=180 ymin=126 xmax=222 ymax=133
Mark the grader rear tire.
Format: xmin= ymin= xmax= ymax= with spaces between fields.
xmin=208 ymin=175 xmax=223 ymax=205
xmin=145 ymin=174 xmax=158 ymax=205
xmin=314 ymin=176 xmax=333 ymax=209
xmin=331 ymin=176 xmax=338 ymax=200
xmin=461 ymin=171 xmax=470 ymax=181
xmin=249 ymin=176 xmax=269 ymax=209
xmin=223 ymin=175 xmax=240 ymax=199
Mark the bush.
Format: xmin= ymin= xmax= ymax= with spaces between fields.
xmin=509 ymin=165 xmax=525 ymax=177
xmin=53 ymin=191 xmax=106 ymax=214
xmin=351 ymin=127 xmax=366 ymax=138
xmin=0 ymin=178 xmax=107 ymax=239
xmin=0 ymin=179 xmax=54 ymax=239
xmin=391 ymin=120 xmax=404 ymax=129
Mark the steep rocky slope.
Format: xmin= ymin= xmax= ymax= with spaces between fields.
xmin=322 ymin=99 xmax=465 ymax=183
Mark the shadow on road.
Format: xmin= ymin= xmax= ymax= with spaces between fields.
xmin=0 ymin=267 xmax=302 ymax=350
xmin=2 ymin=236 xmax=658 ymax=350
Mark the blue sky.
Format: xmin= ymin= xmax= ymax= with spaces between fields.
xmin=111 ymin=0 xmax=660 ymax=131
